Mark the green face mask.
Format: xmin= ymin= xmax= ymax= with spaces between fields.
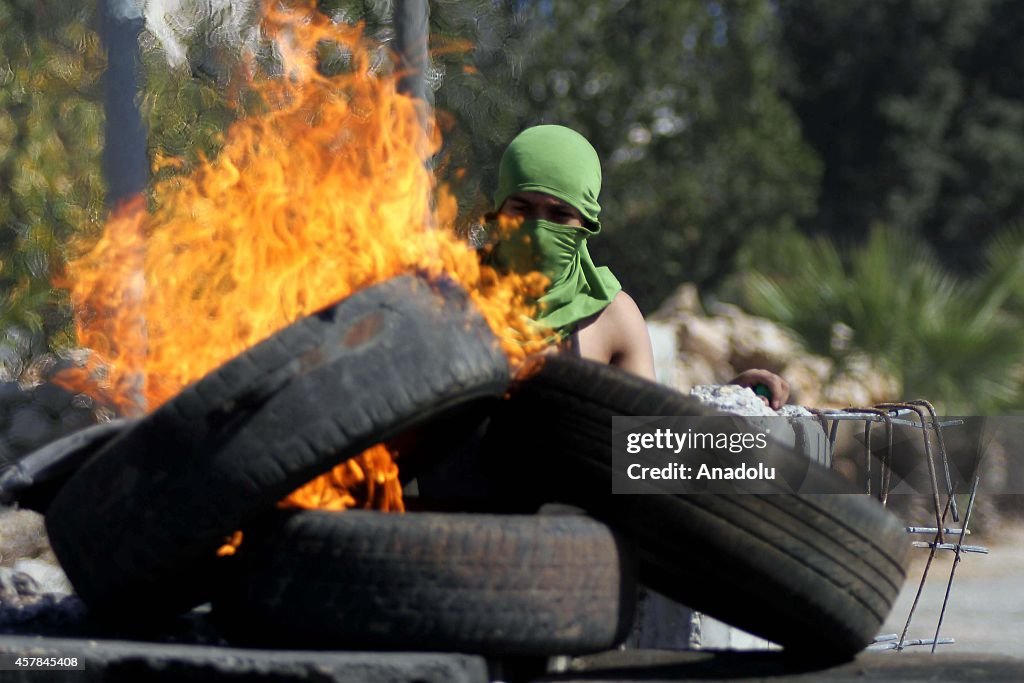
xmin=489 ymin=217 xmax=620 ymax=339
xmin=492 ymin=219 xmax=588 ymax=283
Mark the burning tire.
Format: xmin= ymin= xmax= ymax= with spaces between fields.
xmin=213 ymin=510 xmax=636 ymax=655
xmin=45 ymin=275 xmax=509 ymax=619
xmin=482 ymin=355 xmax=909 ymax=660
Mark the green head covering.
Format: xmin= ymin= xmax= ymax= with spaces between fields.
xmin=491 ymin=125 xmax=621 ymax=339
xmin=494 ymin=124 xmax=603 ymax=230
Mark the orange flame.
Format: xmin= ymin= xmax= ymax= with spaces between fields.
xmin=60 ymin=1 xmax=548 ymax=513
xmin=279 ymin=443 xmax=403 ymax=511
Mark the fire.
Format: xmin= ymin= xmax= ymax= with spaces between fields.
xmin=59 ymin=1 xmax=548 ymax=513
xmin=280 ymin=443 xmax=402 ymax=511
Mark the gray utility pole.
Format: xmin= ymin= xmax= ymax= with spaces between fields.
xmin=97 ymin=0 xmax=149 ymax=417
xmin=392 ymin=0 xmax=433 ymax=123
xmin=99 ymin=0 xmax=148 ymax=207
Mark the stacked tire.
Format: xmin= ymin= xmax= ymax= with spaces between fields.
xmin=481 ymin=356 xmax=910 ymax=659
xmin=34 ymin=275 xmax=909 ymax=661
xmin=38 ymin=275 xmax=633 ymax=657
xmin=213 ymin=510 xmax=636 ymax=655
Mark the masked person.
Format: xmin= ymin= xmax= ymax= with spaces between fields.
xmin=488 ymin=124 xmax=789 ymax=407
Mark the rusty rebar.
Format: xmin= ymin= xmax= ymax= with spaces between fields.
xmin=876 ymin=403 xmax=945 ymax=541
xmin=911 ymin=541 xmax=987 ymax=554
xmin=870 ymin=637 xmax=955 ymax=650
xmin=855 ymin=407 xmax=896 ymax=504
xmin=814 ymin=403 xmax=982 ymax=655
xmin=908 ymin=399 xmax=959 ymax=523
xmin=841 ymin=408 xmax=871 ymax=495
xmin=864 ymin=420 xmax=871 ymax=496
xmin=930 ymin=463 xmax=984 ymax=652
xmin=896 ymin=495 xmax=954 ymax=651
xmin=906 ymin=527 xmax=970 ymax=535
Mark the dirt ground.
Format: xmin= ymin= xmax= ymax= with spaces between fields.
xmin=879 ymin=521 xmax=1024 ymax=657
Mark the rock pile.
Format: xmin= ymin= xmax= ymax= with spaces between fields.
xmin=0 ymin=509 xmax=56 ymax=568
xmin=648 ymin=283 xmax=899 ymax=409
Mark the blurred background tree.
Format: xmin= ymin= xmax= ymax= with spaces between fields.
xmin=0 ymin=0 xmax=259 ymax=378
xmin=138 ymin=0 xmax=260 ymax=182
xmin=0 ymin=0 xmax=106 ymax=378
xmin=776 ymin=0 xmax=1024 ymax=275
xmin=734 ymin=225 xmax=1024 ymax=414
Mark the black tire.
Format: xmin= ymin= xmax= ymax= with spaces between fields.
xmin=0 ymin=418 xmax=137 ymax=512
xmin=482 ymin=356 xmax=910 ymax=660
xmin=45 ymin=275 xmax=509 ymax=618
xmin=213 ymin=510 xmax=636 ymax=655
xmin=0 ymin=380 xmax=104 ymax=461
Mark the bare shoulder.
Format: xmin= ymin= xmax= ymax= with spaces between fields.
xmin=577 ymin=291 xmax=656 ymax=380
xmin=603 ymin=290 xmax=645 ymax=326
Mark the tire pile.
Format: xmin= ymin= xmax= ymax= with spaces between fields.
xmin=5 ymin=275 xmax=910 ymax=663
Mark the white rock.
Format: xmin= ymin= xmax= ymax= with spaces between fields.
xmin=778 ymin=404 xmax=812 ymax=417
xmin=12 ymin=559 xmax=72 ymax=595
xmin=677 ymin=316 xmax=732 ymax=366
xmin=689 ymin=384 xmax=777 ymax=417
xmin=650 ymin=282 xmax=702 ymax=319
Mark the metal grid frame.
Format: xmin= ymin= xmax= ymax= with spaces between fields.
xmin=806 ymin=402 xmax=987 ymax=652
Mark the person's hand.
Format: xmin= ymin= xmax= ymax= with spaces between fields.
xmin=728 ymin=369 xmax=790 ymax=410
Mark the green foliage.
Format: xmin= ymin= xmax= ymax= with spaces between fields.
xmin=776 ymin=0 xmax=1024 ymax=275
xmin=141 ymin=62 xmax=237 ymax=183
xmin=301 ymin=1 xmax=535 ymax=233
xmin=734 ymin=227 xmax=1024 ymax=413
xmin=427 ymin=0 xmax=535 ymax=230
xmin=0 ymin=0 xmax=267 ymax=377
xmin=138 ymin=2 xmax=263 ymax=182
xmin=0 ymin=0 xmax=106 ymax=376
xmin=59 ymin=0 xmax=823 ymax=320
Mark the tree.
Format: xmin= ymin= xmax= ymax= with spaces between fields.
xmin=427 ymin=0 xmax=535 ymax=232
xmin=736 ymin=226 xmax=1024 ymax=413
xmin=137 ymin=0 xmax=261 ymax=182
xmin=0 ymin=0 xmax=106 ymax=376
xmin=777 ymin=0 xmax=1024 ymax=274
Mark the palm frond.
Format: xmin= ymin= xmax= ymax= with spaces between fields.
xmin=737 ymin=226 xmax=1024 ymax=413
